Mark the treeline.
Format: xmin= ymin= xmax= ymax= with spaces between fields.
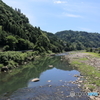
xmin=86 ymin=47 xmax=100 ymax=53
xmin=55 ymin=30 xmax=100 ymax=51
xmin=0 ymin=0 xmax=64 ymax=53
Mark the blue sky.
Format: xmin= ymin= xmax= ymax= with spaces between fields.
xmin=3 ymin=0 xmax=100 ymax=33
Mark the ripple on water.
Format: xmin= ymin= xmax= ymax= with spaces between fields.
xmin=2 ymin=82 xmax=90 ymax=100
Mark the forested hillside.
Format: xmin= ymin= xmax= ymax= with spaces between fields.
xmin=55 ymin=30 xmax=100 ymax=51
xmin=0 ymin=0 xmax=64 ymax=53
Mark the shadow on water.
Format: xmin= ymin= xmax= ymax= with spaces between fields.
xmin=0 ymin=54 xmax=89 ymax=100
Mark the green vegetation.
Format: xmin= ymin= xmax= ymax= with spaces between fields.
xmin=55 ymin=30 xmax=100 ymax=51
xmin=79 ymin=57 xmax=88 ymax=61
xmin=0 ymin=0 xmax=65 ymax=71
xmin=0 ymin=64 xmax=3 ymax=68
xmin=0 ymin=0 xmax=64 ymax=53
xmin=86 ymin=52 xmax=100 ymax=58
xmin=0 ymin=51 xmax=38 ymax=70
xmin=85 ymin=47 xmax=100 ymax=59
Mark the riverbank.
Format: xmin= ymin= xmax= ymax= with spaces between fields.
xmin=65 ymin=51 xmax=100 ymax=100
xmin=0 ymin=51 xmax=43 ymax=72
xmin=0 ymin=50 xmax=57 ymax=73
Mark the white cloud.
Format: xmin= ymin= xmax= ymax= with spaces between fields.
xmin=64 ymin=13 xmax=82 ymax=18
xmin=54 ymin=0 xmax=66 ymax=4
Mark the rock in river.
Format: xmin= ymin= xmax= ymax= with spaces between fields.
xmin=48 ymin=65 xmax=53 ymax=67
xmin=31 ymin=78 xmax=40 ymax=82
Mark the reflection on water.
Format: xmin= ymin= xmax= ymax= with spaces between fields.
xmin=0 ymin=55 xmax=89 ymax=100
xmin=0 ymin=56 xmax=75 ymax=95
xmin=28 ymin=68 xmax=80 ymax=88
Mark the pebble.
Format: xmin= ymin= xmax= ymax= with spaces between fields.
xmin=66 ymin=96 xmax=69 ymax=98
xmin=74 ymin=75 xmax=80 ymax=77
xmin=39 ymin=86 xmax=42 ymax=88
xmin=49 ymin=85 xmax=52 ymax=87
xmin=78 ymin=84 xmax=81 ymax=87
xmin=61 ymin=91 xmax=63 ymax=93
xmin=78 ymin=81 xmax=83 ymax=83
xmin=48 ymin=80 xmax=51 ymax=82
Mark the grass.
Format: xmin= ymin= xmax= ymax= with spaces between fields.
xmin=79 ymin=57 xmax=88 ymax=60
xmin=84 ymin=51 xmax=100 ymax=58
xmin=87 ymin=85 xmax=95 ymax=91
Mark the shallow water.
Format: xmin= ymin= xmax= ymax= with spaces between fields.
xmin=0 ymin=54 xmax=89 ymax=100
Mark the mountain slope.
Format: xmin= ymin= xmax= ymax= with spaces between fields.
xmin=55 ymin=30 xmax=100 ymax=51
xmin=0 ymin=0 xmax=64 ymax=53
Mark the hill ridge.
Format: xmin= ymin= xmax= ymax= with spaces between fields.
xmin=55 ymin=30 xmax=100 ymax=51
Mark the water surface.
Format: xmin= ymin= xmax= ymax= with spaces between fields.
xmin=0 ymin=54 xmax=89 ymax=100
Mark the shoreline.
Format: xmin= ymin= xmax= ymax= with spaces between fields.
xmin=64 ymin=51 xmax=100 ymax=100
xmin=0 ymin=50 xmax=57 ymax=73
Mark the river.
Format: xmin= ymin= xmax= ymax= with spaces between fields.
xmin=0 ymin=53 xmax=89 ymax=100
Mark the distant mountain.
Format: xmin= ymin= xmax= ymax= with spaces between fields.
xmin=0 ymin=0 xmax=64 ymax=53
xmin=55 ymin=30 xmax=100 ymax=51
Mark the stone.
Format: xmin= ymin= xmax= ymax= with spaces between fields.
xmin=48 ymin=65 xmax=53 ymax=67
xmin=31 ymin=78 xmax=40 ymax=82
xmin=77 ymin=78 xmax=80 ymax=80
xmin=39 ymin=86 xmax=42 ymax=88
xmin=89 ymin=96 xmax=95 ymax=100
xmin=49 ymin=85 xmax=52 ymax=87
xmin=78 ymin=81 xmax=83 ymax=83
xmin=95 ymin=97 xmax=100 ymax=100
xmin=74 ymin=75 xmax=80 ymax=77
xmin=48 ymin=80 xmax=51 ymax=82
xmin=80 ymin=76 xmax=84 ymax=78
xmin=78 ymin=84 xmax=81 ymax=87
xmin=61 ymin=91 xmax=63 ymax=93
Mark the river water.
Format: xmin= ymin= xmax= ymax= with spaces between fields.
xmin=0 ymin=53 xmax=89 ymax=100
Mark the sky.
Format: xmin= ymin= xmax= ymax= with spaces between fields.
xmin=3 ymin=0 xmax=100 ymax=33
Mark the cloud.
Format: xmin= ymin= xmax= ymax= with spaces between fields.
xmin=54 ymin=0 xmax=66 ymax=4
xmin=64 ymin=13 xmax=82 ymax=18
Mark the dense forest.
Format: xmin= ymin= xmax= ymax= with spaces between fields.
xmin=0 ymin=0 xmax=65 ymax=71
xmin=0 ymin=0 xmax=64 ymax=53
xmin=55 ymin=30 xmax=100 ymax=51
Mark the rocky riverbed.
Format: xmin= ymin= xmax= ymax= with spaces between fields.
xmin=65 ymin=52 xmax=100 ymax=100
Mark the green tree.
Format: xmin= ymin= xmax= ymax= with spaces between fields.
xmin=6 ymin=35 xmax=18 ymax=50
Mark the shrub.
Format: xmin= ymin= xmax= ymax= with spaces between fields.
xmin=3 ymin=45 xmax=9 ymax=51
xmin=0 ymin=64 xmax=3 ymax=68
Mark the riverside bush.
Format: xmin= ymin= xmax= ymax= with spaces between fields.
xmin=0 ymin=64 xmax=3 ymax=68
xmin=0 ymin=51 xmax=36 ymax=69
